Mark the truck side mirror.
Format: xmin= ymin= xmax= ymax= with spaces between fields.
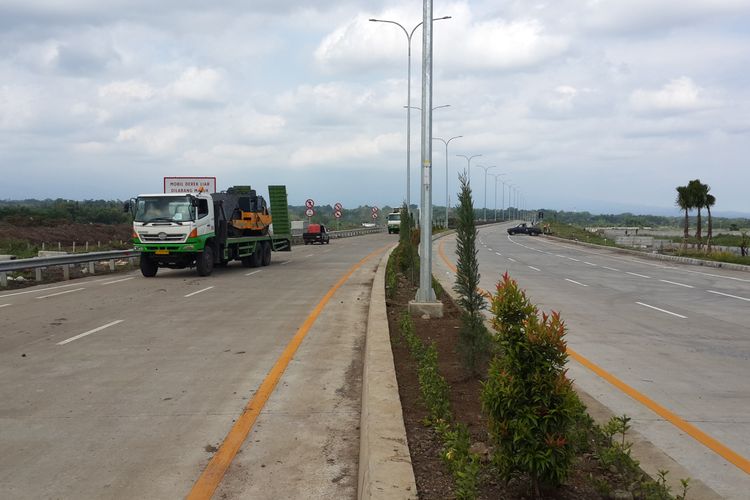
xmin=123 ymin=201 xmax=130 ymax=213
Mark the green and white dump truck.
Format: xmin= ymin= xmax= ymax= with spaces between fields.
xmin=127 ymin=185 xmax=291 ymax=277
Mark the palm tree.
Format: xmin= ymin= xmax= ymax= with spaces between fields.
xmin=706 ymin=192 xmax=716 ymax=252
xmin=687 ymin=179 xmax=706 ymax=247
xmin=675 ymin=185 xmax=691 ymax=247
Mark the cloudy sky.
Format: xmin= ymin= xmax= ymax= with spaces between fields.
xmin=1 ymin=1 xmax=749 ymax=214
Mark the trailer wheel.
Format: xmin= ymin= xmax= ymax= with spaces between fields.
xmin=261 ymin=241 xmax=272 ymax=266
xmin=196 ymin=247 xmax=214 ymax=276
xmin=140 ymin=255 xmax=158 ymax=277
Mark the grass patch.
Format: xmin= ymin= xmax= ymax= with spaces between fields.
xmin=546 ymin=222 xmax=617 ymax=247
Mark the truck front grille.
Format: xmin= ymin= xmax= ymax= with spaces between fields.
xmin=138 ymin=233 xmax=188 ymax=243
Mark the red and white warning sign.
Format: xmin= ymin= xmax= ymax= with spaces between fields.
xmin=334 ymin=210 xmax=342 ymax=219
xmin=305 ymin=199 xmax=315 ymax=209
xmin=305 ymin=208 xmax=314 ymax=217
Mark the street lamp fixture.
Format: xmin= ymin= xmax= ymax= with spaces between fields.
xmin=456 ymin=154 xmax=482 ymax=187
xmin=433 ymin=135 xmax=462 ymax=228
xmin=489 ymin=173 xmax=507 ymax=221
xmin=369 ymin=15 xmax=452 ymax=215
xmin=473 ymin=164 xmax=496 ymax=221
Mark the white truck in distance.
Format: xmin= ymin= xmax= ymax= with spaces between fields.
xmin=387 ymin=210 xmax=401 ymax=234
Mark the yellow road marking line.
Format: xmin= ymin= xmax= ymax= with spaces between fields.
xmin=437 ymin=238 xmax=750 ymax=475
xmin=187 ymin=244 xmax=389 ymax=500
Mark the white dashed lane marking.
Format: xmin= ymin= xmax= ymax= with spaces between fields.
xmin=185 ymin=286 xmax=214 ymax=298
xmin=707 ymin=290 xmax=750 ymax=302
xmin=565 ymin=279 xmax=588 ymax=287
xmin=636 ymin=302 xmax=687 ymax=319
xmin=660 ymin=279 xmax=694 ymax=289
xmin=37 ymin=288 xmax=86 ymax=299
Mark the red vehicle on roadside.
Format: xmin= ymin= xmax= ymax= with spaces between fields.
xmin=303 ymin=223 xmax=331 ymax=245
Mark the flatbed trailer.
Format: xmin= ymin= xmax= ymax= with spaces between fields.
xmin=130 ymin=185 xmax=291 ymax=276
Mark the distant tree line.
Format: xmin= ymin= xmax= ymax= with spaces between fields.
xmin=537 ymin=207 xmax=748 ymax=232
xmin=0 ymin=199 xmax=130 ymax=226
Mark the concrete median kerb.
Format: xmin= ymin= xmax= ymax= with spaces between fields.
xmin=358 ymin=246 xmax=418 ymax=500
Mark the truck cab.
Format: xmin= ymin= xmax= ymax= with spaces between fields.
xmin=387 ymin=211 xmax=401 ymax=234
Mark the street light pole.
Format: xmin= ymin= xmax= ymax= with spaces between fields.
xmin=473 ymin=165 xmax=496 ymax=221
xmin=489 ymin=173 xmax=506 ymax=221
xmin=370 ymin=15 xmax=451 ymax=216
xmin=456 ymin=154 xmax=482 ymax=186
xmin=433 ymin=135 xmax=462 ymax=228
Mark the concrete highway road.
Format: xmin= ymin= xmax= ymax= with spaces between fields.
xmin=436 ymin=223 xmax=750 ymax=499
xmin=0 ymin=233 xmax=391 ymax=499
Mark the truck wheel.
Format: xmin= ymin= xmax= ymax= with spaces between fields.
xmin=140 ymin=255 xmax=158 ymax=277
xmin=261 ymin=241 xmax=272 ymax=266
xmin=240 ymin=246 xmax=261 ymax=268
xmin=196 ymin=247 xmax=214 ymax=276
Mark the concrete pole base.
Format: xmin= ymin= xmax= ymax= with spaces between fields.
xmin=408 ymin=300 xmax=444 ymax=319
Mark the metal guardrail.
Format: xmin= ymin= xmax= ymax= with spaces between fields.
xmin=0 ymin=227 xmax=386 ymax=286
xmin=328 ymin=227 xmax=385 ymax=239
xmin=0 ymin=250 xmax=138 ymax=287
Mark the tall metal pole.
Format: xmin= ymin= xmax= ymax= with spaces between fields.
xmin=434 ymin=135 xmax=462 ymax=228
xmin=501 ymin=180 xmax=506 ymax=221
xmin=417 ymin=0 xmax=434 ymax=303
xmin=456 ymin=154 xmax=481 ymax=186
xmin=489 ymin=173 xmax=506 ymax=221
xmin=370 ymin=16 xmax=451 ymax=215
xmin=473 ymin=165 xmax=496 ymax=221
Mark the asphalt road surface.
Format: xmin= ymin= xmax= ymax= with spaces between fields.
xmin=0 ymin=233 xmax=391 ymax=499
xmin=436 ymin=223 xmax=750 ymax=499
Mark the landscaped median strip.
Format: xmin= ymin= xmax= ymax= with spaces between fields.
xmin=187 ymin=244 xmax=390 ymax=500
xmin=437 ymin=237 xmax=750 ymax=476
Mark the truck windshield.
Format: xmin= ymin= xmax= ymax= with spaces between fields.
xmin=388 ymin=214 xmax=400 ymax=221
xmin=134 ymin=196 xmax=195 ymax=223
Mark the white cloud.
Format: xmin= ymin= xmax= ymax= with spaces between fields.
xmin=315 ymin=3 xmax=569 ymax=74
xmin=630 ymin=77 xmax=715 ymax=115
xmin=170 ymin=66 xmax=223 ymax=103
xmin=289 ymin=133 xmax=401 ymax=167
xmin=99 ymin=79 xmax=155 ymax=100
xmin=116 ymin=125 xmax=187 ymax=154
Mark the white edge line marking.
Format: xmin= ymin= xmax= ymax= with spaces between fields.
xmin=0 ymin=303 xmax=11 ymax=308
xmin=36 ymin=288 xmax=86 ymax=299
xmin=185 ymin=286 xmax=214 ymax=298
xmin=568 ymin=257 xmax=581 ymax=262
xmin=281 ymin=260 xmax=291 ymax=265
xmin=0 ymin=281 xmax=89 ymax=299
xmin=584 ymin=261 xmax=597 ymax=266
xmin=636 ymin=302 xmax=687 ymax=319
xmin=528 ymin=266 xmax=541 ymax=272
xmin=602 ymin=266 xmax=620 ymax=272
xmin=101 ymin=277 xmax=135 ymax=285
xmin=627 ymin=272 xmax=651 ymax=279
xmin=660 ymin=279 xmax=694 ymax=289
xmin=508 ymin=258 xmax=516 ymax=262
xmin=707 ymin=290 xmax=750 ymax=302
xmin=57 ymin=320 xmax=124 ymax=345
xmin=565 ymin=278 xmax=588 ymax=287
xmin=245 ymin=270 xmax=262 ymax=276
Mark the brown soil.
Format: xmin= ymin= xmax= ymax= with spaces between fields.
xmin=386 ymin=275 xmax=634 ymax=499
xmin=0 ymin=221 xmax=131 ymax=247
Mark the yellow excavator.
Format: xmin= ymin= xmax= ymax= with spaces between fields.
xmin=214 ymin=186 xmax=272 ymax=236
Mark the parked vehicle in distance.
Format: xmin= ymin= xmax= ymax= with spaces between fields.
xmin=507 ymin=223 xmax=542 ymax=236
xmin=387 ymin=210 xmax=401 ymax=234
xmin=303 ymin=223 xmax=330 ymax=245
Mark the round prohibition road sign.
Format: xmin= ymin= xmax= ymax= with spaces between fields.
xmin=305 ymin=208 xmax=314 ymax=217
xmin=371 ymin=206 xmax=379 ymax=213
xmin=371 ymin=212 xmax=379 ymax=219
xmin=305 ymin=199 xmax=315 ymax=209
xmin=334 ymin=210 xmax=342 ymax=218
xmin=334 ymin=202 xmax=343 ymax=211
